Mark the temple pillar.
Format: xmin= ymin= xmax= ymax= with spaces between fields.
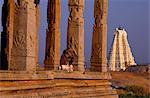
xmin=1 ymin=0 xmax=14 ymax=70
xmin=35 ymin=5 xmax=40 ymax=68
xmin=90 ymin=0 xmax=108 ymax=72
xmin=10 ymin=0 xmax=38 ymax=71
xmin=60 ymin=0 xmax=85 ymax=72
xmin=44 ymin=0 xmax=60 ymax=70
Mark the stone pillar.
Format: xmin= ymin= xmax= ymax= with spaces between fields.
xmin=35 ymin=5 xmax=39 ymax=68
xmin=44 ymin=0 xmax=60 ymax=70
xmin=60 ymin=0 xmax=85 ymax=72
xmin=90 ymin=0 xmax=108 ymax=72
xmin=1 ymin=0 xmax=14 ymax=70
xmin=10 ymin=0 xmax=38 ymax=71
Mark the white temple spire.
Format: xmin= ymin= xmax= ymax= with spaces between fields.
xmin=108 ymin=27 xmax=136 ymax=71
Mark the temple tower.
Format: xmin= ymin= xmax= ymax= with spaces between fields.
xmin=10 ymin=0 xmax=39 ymax=71
xmin=1 ymin=0 xmax=14 ymax=70
xmin=44 ymin=0 xmax=60 ymax=70
xmin=60 ymin=0 xmax=85 ymax=72
xmin=90 ymin=0 xmax=108 ymax=72
xmin=108 ymin=27 xmax=136 ymax=71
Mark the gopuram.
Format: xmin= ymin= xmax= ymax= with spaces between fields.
xmin=108 ymin=27 xmax=136 ymax=71
xmin=0 ymin=0 xmax=118 ymax=98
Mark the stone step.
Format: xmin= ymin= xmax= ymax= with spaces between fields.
xmin=0 ymin=71 xmax=111 ymax=80
xmin=0 ymin=79 xmax=118 ymax=98
xmin=0 ymin=80 xmax=111 ymax=91
xmin=0 ymin=86 xmax=118 ymax=98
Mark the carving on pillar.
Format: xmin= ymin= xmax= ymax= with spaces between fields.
xmin=90 ymin=0 xmax=108 ymax=72
xmin=44 ymin=0 xmax=60 ymax=70
xmin=60 ymin=0 xmax=85 ymax=72
xmin=13 ymin=30 xmax=25 ymax=48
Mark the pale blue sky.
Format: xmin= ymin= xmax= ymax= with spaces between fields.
xmin=0 ymin=0 xmax=149 ymax=65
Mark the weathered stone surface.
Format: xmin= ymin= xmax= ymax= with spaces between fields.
xmin=90 ymin=0 xmax=108 ymax=72
xmin=54 ymin=71 xmax=111 ymax=79
xmin=0 ymin=70 xmax=54 ymax=81
xmin=1 ymin=0 xmax=14 ymax=70
xmin=0 ymin=71 xmax=111 ymax=80
xmin=44 ymin=0 xmax=60 ymax=70
xmin=10 ymin=0 xmax=38 ymax=71
xmin=108 ymin=27 xmax=136 ymax=71
xmin=61 ymin=0 xmax=85 ymax=72
xmin=36 ymin=5 xmax=40 ymax=68
xmin=0 ymin=79 xmax=118 ymax=98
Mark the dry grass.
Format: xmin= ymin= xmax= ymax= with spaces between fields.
xmin=111 ymin=71 xmax=150 ymax=94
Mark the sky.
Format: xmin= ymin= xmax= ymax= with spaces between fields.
xmin=0 ymin=0 xmax=150 ymax=65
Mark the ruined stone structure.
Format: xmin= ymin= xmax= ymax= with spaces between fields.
xmin=9 ymin=0 xmax=39 ymax=71
xmin=44 ymin=0 xmax=60 ymax=70
xmin=108 ymin=27 xmax=136 ymax=71
xmin=90 ymin=0 xmax=108 ymax=72
xmin=60 ymin=0 xmax=85 ymax=72
xmin=0 ymin=0 xmax=118 ymax=98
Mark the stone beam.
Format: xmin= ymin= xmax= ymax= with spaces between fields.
xmin=90 ymin=0 xmax=108 ymax=72
xmin=44 ymin=0 xmax=60 ymax=70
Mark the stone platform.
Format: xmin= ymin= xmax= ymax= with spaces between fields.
xmin=0 ymin=70 xmax=54 ymax=80
xmin=0 ymin=79 xmax=118 ymax=98
xmin=0 ymin=71 xmax=118 ymax=98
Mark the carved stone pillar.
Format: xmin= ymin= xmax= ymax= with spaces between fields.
xmin=35 ymin=5 xmax=39 ymax=68
xmin=90 ymin=0 xmax=108 ymax=72
xmin=10 ymin=0 xmax=38 ymax=71
xmin=61 ymin=0 xmax=85 ymax=72
xmin=44 ymin=0 xmax=60 ymax=70
xmin=1 ymin=0 xmax=14 ymax=70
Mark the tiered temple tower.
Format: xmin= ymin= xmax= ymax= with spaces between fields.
xmin=90 ymin=0 xmax=108 ymax=72
xmin=108 ymin=27 xmax=136 ymax=71
xmin=44 ymin=0 xmax=60 ymax=70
